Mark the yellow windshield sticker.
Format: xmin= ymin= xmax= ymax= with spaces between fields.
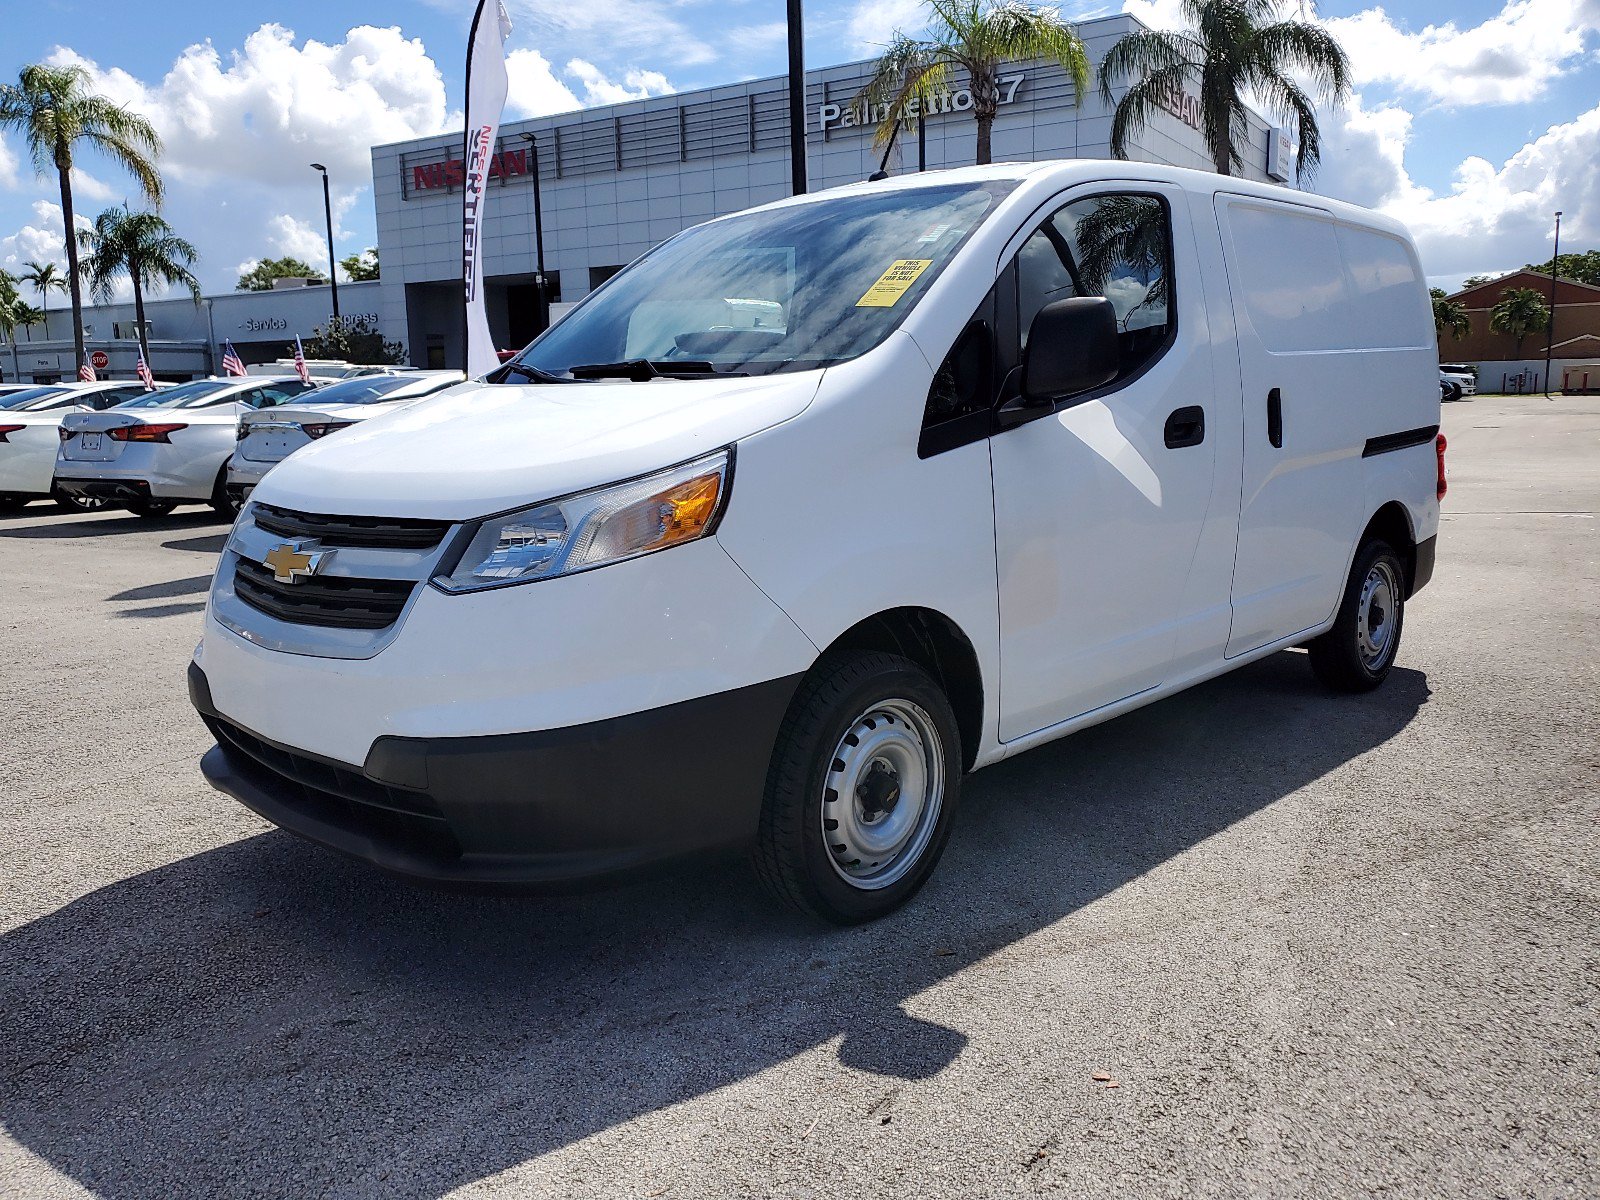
xmin=856 ymin=259 xmax=934 ymax=307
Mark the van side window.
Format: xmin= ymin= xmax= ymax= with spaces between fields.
xmin=1014 ymin=193 xmax=1174 ymax=385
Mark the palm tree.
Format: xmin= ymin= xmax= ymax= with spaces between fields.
xmin=0 ymin=63 xmax=163 ymax=373
xmin=1489 ymin=287 xmax=1549 ymax=358
xmin=12 ymin=301 xmax=45 ymax=341
xmin=78 ymin=205 xmax=200 ymax=366
xmin=0 ymin=273 xmax=22 ymax=382
xmin=1430 ymin=288 xmax=1470 ymax=342
xmin=1098 ymin=0 xmax=1351 ymax=179
xmin=861 ymin=0 xmax=1091 ymax=167
xmin=18 ymin=260 xmax=67 ymax=341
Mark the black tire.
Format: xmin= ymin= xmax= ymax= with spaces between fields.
xmin=753 ymin=651 xmax=963 ymax=925
xmin=50 ymin=486 xmax=111 ymax=514
xmin=209 ymin=465 xmax=239 ymax=518
xmin=128 ymin=498 xmax=178 ymax=519
xmin=1308 ymin=539 xmax=1407 ymax=692
xmin=1446 ymin=382 xmax=1463 ymax=402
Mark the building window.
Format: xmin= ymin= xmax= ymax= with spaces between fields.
xmin=589 ymin=265 xmax=624 ymax=291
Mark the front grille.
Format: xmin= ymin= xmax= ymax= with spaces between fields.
xmin=207 ymin=715 xmax=460 ymax=861
xmin=233 ymin=555 xmax=414 ymax=630
xmin=253 ymin=502 xmax=450 ymax=550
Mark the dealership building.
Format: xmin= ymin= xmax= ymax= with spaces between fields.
xmin=1 ymin=13 xmax=1289 ymax=383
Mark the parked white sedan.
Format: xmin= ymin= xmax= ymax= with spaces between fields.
xmin=227 ymin=371 xmax=465 ymax=505
xmin=1 ymin=381 xmax=170 ymax=513
xmin=55 ymin=376 xmax=321 ymax=518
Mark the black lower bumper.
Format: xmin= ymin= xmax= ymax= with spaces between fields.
xmin=1410 ymin=534 xmax=1437 ymax=596
xmin=189 ymin=661 xmax=803 ymax=890
xmin=54 ymin=477 xmax=153 ymax=504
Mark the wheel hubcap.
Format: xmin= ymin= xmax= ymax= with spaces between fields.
xmin=1356 ymin=560 xmax=1401 ymax=671
xmin=822 ymin=698 xmax=944 ymax=891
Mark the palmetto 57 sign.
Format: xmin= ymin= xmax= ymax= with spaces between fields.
xmin=817 ymin=74 xmax=1026 ymax=134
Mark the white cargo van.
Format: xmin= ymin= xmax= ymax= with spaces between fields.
xmin=190 ymin=162 xmax=1444 ymax=924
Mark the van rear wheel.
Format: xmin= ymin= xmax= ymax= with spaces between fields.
xmin=753 ymin=651 xmax=962 ymax=925
xmin=1308 ymin=539 xmax=1406 ymax=692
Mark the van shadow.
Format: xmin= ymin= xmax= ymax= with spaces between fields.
xmin=0 ymin=653 xmax=1430 ymax=1199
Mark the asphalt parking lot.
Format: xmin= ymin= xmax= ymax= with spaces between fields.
xmin=0 ymin=394 xmax=1595 ymax=1199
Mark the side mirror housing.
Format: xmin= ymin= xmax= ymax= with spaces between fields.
xmin=1019 ymin=297 xmax=1120 ymax=406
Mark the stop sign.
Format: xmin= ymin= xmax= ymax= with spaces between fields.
xmin=90 ymin=350 xmax=109 ymax=370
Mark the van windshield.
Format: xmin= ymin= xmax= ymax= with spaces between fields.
xmin=510 ymin=181 xmax=1016 ymax=379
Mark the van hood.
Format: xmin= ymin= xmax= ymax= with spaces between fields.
xmin=251 ymin=371 xmax=823 ymax=521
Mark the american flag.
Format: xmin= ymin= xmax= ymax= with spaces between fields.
xmin=78 ymin=355 xmax=97 ymax=383
xmin=221 ymin=340 xmax=246 ymax=377
xmin=136 ymin=353 xmax=155 ymax=391
xmin=293 ymin=336 xmax=311 ymax=384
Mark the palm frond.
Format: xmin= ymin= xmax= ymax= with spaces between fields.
xmin=1247 ymin=20 xmax=1352 ymax=99
xmin=1247 ymin=71 xmax=1322 ymax=177
xmin=1104 ymin=66 xmax=1192 ymax=160
xmin=1096 ymin=28 xmax=1196 ymax=106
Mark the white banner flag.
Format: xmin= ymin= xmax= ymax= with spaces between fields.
xmin=463 ymin=0 xmax=512 ymax=379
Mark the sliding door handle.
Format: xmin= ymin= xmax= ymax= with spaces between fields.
xmin=1266 ymin=387 xmax=1283 ymax=448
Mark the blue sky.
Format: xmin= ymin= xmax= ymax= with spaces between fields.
xmin=3 ymin=0 xmax=1597 ymax=298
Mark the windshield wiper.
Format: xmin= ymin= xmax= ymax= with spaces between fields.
xmin=495 ymin=361 xmax=571 ymax=384
xmin=567 ymin=359 xmax=746 ymax=381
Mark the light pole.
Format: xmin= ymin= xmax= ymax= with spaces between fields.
xmin=1544 ymin=210 xmax=1561 ymax=398
xmin=310 ymin=163 xmax=341 ymax=323
xmin=787 ymin=0 xmax=807 ymax=194
xmin=520 ymin=133 xmax=549 ymax=334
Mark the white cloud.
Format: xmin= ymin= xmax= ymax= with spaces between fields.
xmin=565 ymin=59 xmax=674 ymax=106
xmin=0 ymin=136 xmax=20 ymax=191
xmin=1325 ymin=0 xmax=1600 ymax=107
xmin=46 ymin=25 xmax=455 ymax=187
xmin=1390 ymin=101 xmax=1600 ymax=282
xmin=847 ymin=0 xmax=929 ymax=49
xmin=505 ymin=48 xmax=582 ymax=116
xmin=72 ymin=170 xmax=118 ymax=205
xmin=0 ymin=200 xmax=131 ymax=300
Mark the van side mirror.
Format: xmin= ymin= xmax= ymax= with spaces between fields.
xmin=1019 ymin=297 xmax=1120 ymax=406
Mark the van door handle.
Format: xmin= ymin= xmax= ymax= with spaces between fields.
xmin=1267 ymin=388 xmax=1284 ymax=448
xmin=1163 ymin=405 xmax=1205 ymax=448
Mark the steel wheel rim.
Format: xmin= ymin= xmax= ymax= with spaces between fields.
xmin=1357 ymin=559 xmax=1401 ymax=671
xmin=821 ymin=697 xmax=944 ymax=891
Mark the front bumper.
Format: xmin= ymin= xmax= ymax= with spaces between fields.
xmin=191 ymin=660 xmax=802 ymax=888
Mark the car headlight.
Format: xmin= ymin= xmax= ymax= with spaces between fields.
xmin=433 ymin=450 xmax=730 ymax=593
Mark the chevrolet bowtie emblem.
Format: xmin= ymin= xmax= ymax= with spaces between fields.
xmin=263 ymin=542 xmax=327 ymax=584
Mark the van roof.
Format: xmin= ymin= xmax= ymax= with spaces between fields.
xmin=747 ymin=160 xmax=1410 ymax=240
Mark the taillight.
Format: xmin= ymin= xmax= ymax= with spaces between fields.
xmin=1435 ymin=433 xmax=1448 ymax=500
xmin=236 ymin=423 xmax=251 ymax=441
xmin=58 ymin=426 xmax=74 ymax=442
xmin=0 ymin=424 xmax=23 ymax=443
xmin=109 ymin=422 xmax=187 ymax=443
xmin=302 ymin=421 xmax=355 ymax=439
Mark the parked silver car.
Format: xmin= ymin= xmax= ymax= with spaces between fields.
xmin=55 ymin=376 xmax=321 ymax=518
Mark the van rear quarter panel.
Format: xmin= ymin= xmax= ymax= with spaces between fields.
xmin=716 ymin=332 xmax=1004 ymax=756
xmin=1217 ymin=193 xmax=1438 ymax=652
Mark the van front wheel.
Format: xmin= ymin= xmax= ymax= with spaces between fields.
xmin=1308 ymin=539 xmax=1407 ymax=692
xmin=753 ymin=651 xmax=962 ymax=925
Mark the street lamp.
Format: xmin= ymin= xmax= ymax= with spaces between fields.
xmin=787 ymin=0 xmax=807 ymax=194
xmin=519 ymin=133 xmax=550 ymax=334
xmin=309 ymin=163 xmax=341 ymax=323
xmin=1544 ymin=209 xmax=1561 ymax=398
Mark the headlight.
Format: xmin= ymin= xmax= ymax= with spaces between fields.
xmin=433 ymin=450 xmax=730 ymax=593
